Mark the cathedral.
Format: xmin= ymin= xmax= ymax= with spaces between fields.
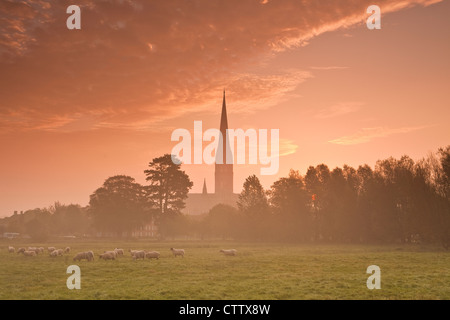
xmin=182 ymin=92 xmax=239 ymax=215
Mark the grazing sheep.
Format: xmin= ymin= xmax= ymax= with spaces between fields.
xmin=64 ymin=247 xmax=71 ymax=254
xmin=73 ymin=252 xmax=88 ymax=261
xmin=145 ymin=251 xmax=160 ymax=260
xmin=32 ymin=248 xmax=41 ymax=255
xmin=220 ymin=249 xmax=237 ymax=256
xmin=48 ymin=247 xmax=56 ymax=253
xmin=17 ymin=247 xmax=25 ymax=254
xmin=50 ymin=250 xmax=59 ymax=257
xmin=129 ymin=249 xmax=138 ymax=256
xmin=170 ymin=248 xmax=185 ymax=258
xmin=104 ymin=250 xmax=117 ymax=259
xmin=23 ymin=250 xmax=37 ymax=257
xmin=8 ymin=246 xmax=15 ymax=253
xmin=38 ymin=247 xmax=45 ymax=253
xmin=114 ymin=248 xmax=124 ymax=256
xmin=132 ymin=250 xmax=145 ymax=260
xmin=86 ymin=251 xmax=94 ymax=261
xmin=99 ymin=252 xmax=116 ymax=260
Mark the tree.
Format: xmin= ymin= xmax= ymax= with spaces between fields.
xmin=51 ymin=202 xmax=90 ymax=236
xmin=438 ymin=146 xmax=450 ymax=199
xmin=89 ymin=175 xmax=149 ymax=237
xmin=144 ymin=154 xmax=193 ymax=236
xmin=268 ymin=170 xmax=310 ymax=241
xmin=237 ymin=175 xmax=269 ymax=240
xmin=304 ymin=164 xmax=331 ymax=241
xmin=205 ymin=204 xmax=238 ymax=239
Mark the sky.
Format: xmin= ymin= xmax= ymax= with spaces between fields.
xmin=0 ymin=0 xmax=449 ymax=217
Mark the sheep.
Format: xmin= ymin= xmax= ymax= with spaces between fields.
xmin=99 ymin=252 xmax=116 ymax=260
xmin=64 ymin=247 xmax=71 ymax=254
xmin=38 ymin=247 xmax=45 ymax=253
xmin=32 ymin=248 xmax=41 ymax=255
xmin=86 ymin=251 xmax=94 ymax=261
xmin=23 ymin=250 xmax=37 ymax=257
xmin=170 ymin=248 xmax=185 ymax=258
xmin=17 ymin=247 xmax=25 ymax=254
xmin=145 ymin=251 xmax=160 ymax=260
xmin=220 ymin=249 xmax=237 ymax=256
xmin=114 ymin=248 xmax=124 ymax=256
xmin=50 ymin=250 xmax=59 ymax=257
xmin=8 ymin=246 xmax=15 ymax=253
xmin=73 ymin=252 xmax=88 ymax=261
xmin=132 ymin=250 xmax=145 ymax=260
xmin=129 ymin=249 xmax=138 ymax=255
xmin=104 ymin=250 xmax=117 ymax=259
xmin=47 ymin=247 xmax=56 ymax=253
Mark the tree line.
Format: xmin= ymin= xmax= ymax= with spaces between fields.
xmin=1 ymin=147 xmax=449 ymax=247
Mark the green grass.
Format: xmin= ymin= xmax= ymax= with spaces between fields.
xmin=0 ymin=240 xmax=449 ymax=300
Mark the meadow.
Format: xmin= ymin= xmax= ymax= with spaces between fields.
xmin=0 ymin=240 xmax=449 ymax=300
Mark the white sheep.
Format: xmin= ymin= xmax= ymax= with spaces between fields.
xmin=104 ymin=250 xmax=117 ymax=259
xmin=50 ymin=250 xmax=59 ymax=257
xmin=38 ymin=247 xmax=45 ymax=253
xmin=220 ymin=249 xmax=237 ymax=256
xmin=17 ymin=247 xmax=25 ymax=254
xmin=73 ymin=252 xmax=87 ymax=261
xmin=145 ymin=251 xmax=160 ymax=260
xmin=170 ymin=248 xmax=185 ymax=258
xmin=114 ymin=248 xmax=124 ymax=256
xmin=48 ymin=247 xmax=56 ymax=253
xmin=99 ymin=252 xmax=116 ymax=260
xmin=86 ymin=251 xmax=94 ymax=261
xmin=132 ymin=250 xmax=145 ymax=260
xmin=23 ymin=250 xmax=37 ymax=257
xmin=64 ymin=247 xmax=71 ymax=254
xmin=8 ymin=246 xmax=15 ymax=253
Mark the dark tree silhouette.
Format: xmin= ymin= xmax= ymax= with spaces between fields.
xmin=89 ymin=175 xmax=149 ymax=237
xmin=144 ymin=154 xmax=193 ymax=234
xmin=237 ymin=174 xmax=269 ymax=240
xmin=268 ymin=170 xmax=310 ymax=241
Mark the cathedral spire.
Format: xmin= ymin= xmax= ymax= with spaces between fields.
xmin=215 ymin=90 xmax=233 ymax=197
xmin=202 ymin=178 xmax=207 ymax=195
xmin=220 ymin=90 xmax=228 ymax=134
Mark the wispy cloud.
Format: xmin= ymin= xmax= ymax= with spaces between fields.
xmin=279 ymin=139 xmax=298 ymax=157
xmin=315 ymin=102 xmax=363 ymax=119
xmin=328 ymin=125 xmax=431 ymax=145
xmin=0 ymin=0 xmax=443 ymax=132
xmin=310 ymin=66 xmax=349 ymax=71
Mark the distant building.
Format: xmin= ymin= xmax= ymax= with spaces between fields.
xmin=2 ymin=232 xmax=20 ymax=239
xmin=183 ymin=92 xmax=239 ymax=215
xmin=131 ymin=219 xmax=158 ymax=238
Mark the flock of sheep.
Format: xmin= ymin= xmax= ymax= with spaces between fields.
xmin=7 ymin=246 xmax=237 ymax=261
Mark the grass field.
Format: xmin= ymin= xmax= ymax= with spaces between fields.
xmin=0 ymin=240 xmax=449 ymax=300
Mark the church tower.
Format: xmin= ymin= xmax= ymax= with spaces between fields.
xmin=215 ymin=91 xmax=233 ymax=197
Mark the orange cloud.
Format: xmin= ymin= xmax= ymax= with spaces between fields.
xmin=328 ymin=125 xmax=432 ymax=145
xmin=0 ymin=0 xmax=443 ymax=133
